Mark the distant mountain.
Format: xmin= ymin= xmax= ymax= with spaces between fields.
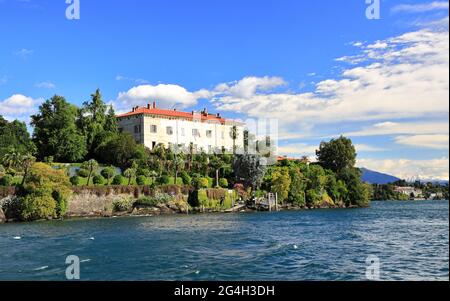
xmin=360 ymin=168 xmax=401 ymax=184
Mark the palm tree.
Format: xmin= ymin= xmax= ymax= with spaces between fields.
xmin=81 ymin=159 xmax=99 ymax=186
xmin=230 ymin=125 xmax=239 ymax=156
xmin=124 ymin=167 xmax=137 ymax=186
xmin=2 ymin=149 xmax=21 ymax=169
xmin=20 ymin=154 xmax=36 ymax=186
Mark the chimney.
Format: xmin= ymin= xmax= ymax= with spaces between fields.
xmin=152 ymin=101 xmax=156 ymax=109
xmin=147 ymin=103 xmax=151 ymax=109
xmin=216 ymin=113 xmax=221 ymax=118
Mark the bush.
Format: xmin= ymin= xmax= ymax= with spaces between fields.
xmin=219 ymin=178 xmax=228 ymax=188
xmin=20 ymin=193 xmax=57 ymax=221
xmin=180 ymin=171 xmax=192 ymax=185
xmin=70 ymin=176 xmax=80 ymax=186
xmin=192 ymin=177 xmax=209 ymax=189
xmin=134 ymin=193 xmax=173 ymax=207
xmin=77 ymin=168 xmax=89 ymax=178
xmin=101 ymin=167 xmax=116 ymax=184
xmin=93 ymin=175 xmax=106 ymax=185
xmin=19 ymin=163 xmax=72 ymax=221
xmin=112 ymin=175 xmax=126 ymax=185
xmin=136 ymin=175 xmax=147 ymax=186
xmin=112 ymin=197 xmax=134 ymax=212
xmin=157 ymin=175 xmax=170 ymax=185
xmin=0 ymin=175 xmax=13 ymax=186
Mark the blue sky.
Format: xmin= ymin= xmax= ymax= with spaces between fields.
xmin=0 ymin=0 xmax=449 ymax=180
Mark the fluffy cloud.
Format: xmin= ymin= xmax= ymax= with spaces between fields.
xmin=213 ymin=76 xmax=286 ymax=98
xmin=211 ymin=26 xmax=449 ymax=129
xmin=391 ymin=1 xmax=449 ymax=14
xmin=116 ymin=84 xmax=208 ymax=110
xmin=357 ymin=157 xmax=449 ymax=181
xmin=0 ymin=94 xmax=43 ymax=120
xmin=394 ymin=134 xmax=449 ymax=149
xmin=344 ymin=121 xmax=449 ymax=137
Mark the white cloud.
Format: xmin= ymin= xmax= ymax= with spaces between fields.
xmin=357 ymin=157 xmax=449 ymax=181
xmin=394 ymin=134 xmax=449 ymax=149
xmin=213 ymin=76 xmax=286 ymax=98
xmin=116 ymin=84 xmax=207 ymax=110
xmin=13 ymin=48 xmax=34 ymax=59
xmin=0 ymin=94 xmax=43 ymax=120
xmin=35 ymin=81 xmax=56 ymax=89
xmin=211 ymin=24 xmax=449 ymax=135
xmin=391 ymin=1 xmax=449 ymax=14
xmin=344 ymin=121 xmax=449 ymax=137
xmin=278 ymin=143 xmax=385 ymax=157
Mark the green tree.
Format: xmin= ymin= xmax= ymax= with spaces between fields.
xmin=0 ymin=116 xmax=35 ymax=158
xmin=233 ymin=154 xmax=267 ymax=190
xmin=124 ymin=164 xmax=137 ymax=186
xmin=101 ymin=166 xmax=116 ymax=185
xmin=19 ymin=154 xmax=36 ymax=186
xmin=81 ymin=159 xmax=99 ymax=186
xmin=95 ymin=133 xmax=140 ymax=169
xmin=288 ymin=167 xmax=307 ymax=207
xmin=271 ymin=167 xmax=291 ymax=203
xmin=316 ymin=136 xmax=356 ymax=173
xmin=31 ymin=95 xmax=87 ymax=162
xmin=78 ymin=89 xmax=118 ymax=157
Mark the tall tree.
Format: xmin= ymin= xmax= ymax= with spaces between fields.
xmin=31 ymin=95 xmax=87 ymax=162
xmin=316 ymin=136 xmax=356 ymax=173
xmin=0 ymin=116 xmax=35 ymax=157
xmin=78 ymin=89 xmax=117 ymax=157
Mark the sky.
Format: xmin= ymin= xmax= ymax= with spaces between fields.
xmin=0 ymin=0 xmax=449 ymax=180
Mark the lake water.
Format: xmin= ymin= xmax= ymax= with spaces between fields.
xmin=0 ymin=200 xmax=448 ymax=281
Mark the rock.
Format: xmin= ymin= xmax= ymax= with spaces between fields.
xmin=0 ymin=208 xmax=5 ymax=223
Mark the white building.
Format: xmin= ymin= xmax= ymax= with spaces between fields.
xmin=116 ymin=102 xmax=245 ymax=153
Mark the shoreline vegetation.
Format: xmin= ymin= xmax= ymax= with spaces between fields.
xmin=0 ymin=90 xmax=447 ymax=224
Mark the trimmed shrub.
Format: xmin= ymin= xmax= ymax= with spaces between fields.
xmin=0 ymin=175 xmax=13 ymax=186
xmin=180 ymin=171 xmax=192 ymax=185
xmin=219 ymin=178 xmax=228 ymax=188
xmin=101 ymin=167 xmax=116 ymax=184
xmin=112 ymin=175 xmax=126 ymax=185
xmin=157 ymin=175 xmax=170 ymax=185
xmin=70 ymin=176 xmax=81 ymax=186
xmin=77 ymin=168 xmax=89 ymax=178
xmin=93 ymin=175 xmax=106 ymax=185
xmin=136 ymin=175 xmax=147 ymax=186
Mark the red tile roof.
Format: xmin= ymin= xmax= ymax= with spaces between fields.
xmin=116 ymin=104 xmax=242 ymax=125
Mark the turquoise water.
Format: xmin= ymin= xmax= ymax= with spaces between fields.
xmin=0 ymin=200 xmax=448 ymax=280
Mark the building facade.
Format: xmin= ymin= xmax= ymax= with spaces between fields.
xmin=116 ymin=102 xmax=245 ymax=153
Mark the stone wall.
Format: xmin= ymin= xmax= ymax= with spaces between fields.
xmin=67 ymin=191 xmax=133 ymax=218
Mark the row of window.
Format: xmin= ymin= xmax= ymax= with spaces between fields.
xmin=135 ymin=125 xmax=225 ymax=138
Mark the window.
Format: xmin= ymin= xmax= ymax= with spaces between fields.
xmin=150 ymin=125 xmax=157 ymax=133
xmin=221 ymin=131 xmax=225 ymax=139
xmin=206 ymin=130 xmax=212 ymax=138
xmin=134 ymin=125 xmax=141 ymax=134
xmin=167 ymin=126 xmax=174 ymax=135
xmin=192 ymin=129 xmax=200 ymax=137
xmin=152 ymin=141 xmax=157 ymax=149
xmin=181 ymin=128 xmax=185 ymax=136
